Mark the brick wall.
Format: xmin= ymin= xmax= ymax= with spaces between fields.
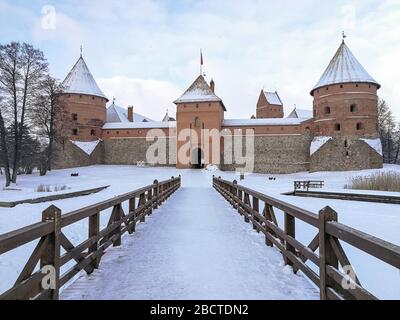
xmin=221 ymin=133 xmax=311 ymax=174
xmin=52 ymin=140 xmax=104 ymax=169
xmin=103 ymin=137 xmax=177 ymax=166
xmin=310 ymin=136 xmax=383 ymax=172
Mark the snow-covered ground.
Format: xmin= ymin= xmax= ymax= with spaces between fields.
xmin=0 ymin=164 xmax=399 ymax=299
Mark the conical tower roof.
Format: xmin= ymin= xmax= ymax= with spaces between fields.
xmin=61 ymin=56 xmax=108 ymax=101
xmin=311 ymin=41 xmax=380 ymax=95
xmin=174 ymin=75 xmax=226 ymax=110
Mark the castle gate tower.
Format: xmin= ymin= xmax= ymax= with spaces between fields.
xmin=174 ymin=76 xmax=226 ymax=169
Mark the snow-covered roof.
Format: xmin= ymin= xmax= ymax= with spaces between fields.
xmin=223 ymin=118 xmax=305 ymax=127
xmin=361 ymin=138 xmax=383 ymax=156
xmin=174 ymin=75 xmax=226 ymax=110
xmin=70 ymin=140 xmax=100 ymax=156
xmin=287 ymin=108 xmax=313 ymax=119
xmin=162 ymin=111 xmax=176 ymax=122
xmin=103 ymin=121 xmax=176 ymax=130
xmin=311 ymin=41 xmax=380 ymax=95
xmin=106 ymin=103 xmax=154 ymax=123
xmin=263 ymin=91 xmax=283 ymax=105
xmin=310 ymin=136 xmax=332 ymax=155
xmin=61 ymin=57 xmax=108 ymax=100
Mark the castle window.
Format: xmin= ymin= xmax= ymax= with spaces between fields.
xmin=305 ymin=127 xmax=310 ymax=131
xmin=107 ymin=131 xmax=110 ymax=134
xmin=72 ymin=129 xmax=78 ymax=136
xmin=90 ymin=129 xmax=96 ymax=136
xmin=72 ymin=113 xmax=78 ymax=121
xmin=340 ymin=85 xmax=343 ymax=88
xmin=324 ymin=106 xmax=331 ymax=114
xmin=357 ymin=122 xmax=364 ymax=130
xmin=194 ymin=117 xmax=201 ymax=128
xmin=334 ymin=123 xmax=341 ymax=131
xmin=346 ymin=151 xmax=350 ymax=157
xmin=356 ymin=84 xmax=359 ymax=87
xmin=116 ymin=131 xmax=119 ymax=134
xmin=344 ymin=140 xmax=348 ymax=148
xmin=350 ymin=104 xmax=357 ymax=112
xmin=326 ymin=87 xmax=329 ymax=90
xmin=196 ymin=104 xmax=199 ymax=108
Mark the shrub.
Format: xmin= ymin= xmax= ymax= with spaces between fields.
xmin=345 ymin=171 xmax=400 ymax=192
xmin=36 ymin=184 xmax=46 ymax=192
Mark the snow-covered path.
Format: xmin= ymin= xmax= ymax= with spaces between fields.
xmin=60 ymin=173 xmax=318 ymax=300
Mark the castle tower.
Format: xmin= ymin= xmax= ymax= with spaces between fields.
xmin=59 ymin=55 xmax=109 ymax=141
xmin=256 ymin=90 xmax=284 ymax=118
xmin=309 ymin=39 xmax=383 ymax=171
xmin=174 ymin=75 xmax=226 ymax=169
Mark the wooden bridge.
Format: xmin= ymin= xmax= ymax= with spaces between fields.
xmin=0 ymin=174 xmax=399 ymax=300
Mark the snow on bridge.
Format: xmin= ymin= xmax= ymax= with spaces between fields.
xmin=61 ymin=172 xmax=318 ymax=300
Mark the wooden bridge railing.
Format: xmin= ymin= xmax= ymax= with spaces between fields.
xmin=0 ymin=176 xmax=181 ymax=300
xmin=213 ymin=176 xmax=400 ymax=300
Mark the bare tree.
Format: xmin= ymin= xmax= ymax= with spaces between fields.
xmin=0 ymin=42 xmax=49 ymax=183
xmin=30 ymin=76 xmax=66 ymax=171
xmin=0 ymin=102 xmax=11 ymax=186
xmin=378 ymin=99 xmax=400 ymax=164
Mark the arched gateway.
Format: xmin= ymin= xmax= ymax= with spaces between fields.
xmin=191 ymin=148 xmax=204 ymax=169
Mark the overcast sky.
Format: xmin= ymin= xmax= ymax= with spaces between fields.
xmin=1 ymin=0 xmax=399 ymax=121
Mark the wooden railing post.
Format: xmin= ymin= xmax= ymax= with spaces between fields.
xmin=252 ymin=196 xmax=259 ymax=232
xmin=243 ymin=192 xmax=250 ymax=223
xmin=238 ymin=189 xmax=243 ymax=215
xmin=153 ymin=180 xmax=159 ymax=210
xmin=232 ymin=180 xmax=238 ymax=210
xmin=129 ymin=196 xmax=136 ymax=233
xmin=139 ymin=193 xmax=146 ymax=222
xmin=319 ymin=206 xmax=338 ymax=300
xmin=113 ymin=204 xmax=122 ymax=247
xmin=88 ymin=210 xmax=100 ymax=269
xmin=284 ymin=212 xmax=295 ymax=267
xmin=148 ymin=189 xmax=153 ymax=216
xmin=263 ymin=204 xmax=273 ymax=247
xmin=41 ymin=205 xmax=61 ymax=300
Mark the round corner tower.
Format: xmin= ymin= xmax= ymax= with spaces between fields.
xmin=309 ymin=40 xmax=383 ymax=171
xmin=58 ymin=55 xmax=109 ymax=142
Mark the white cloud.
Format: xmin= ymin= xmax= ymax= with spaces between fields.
xmin=32 ymin=10 xmax=86 ymax=51
xmin=97 ymin=76 xmax=181 ymax=121
xmin=2 ymin=0 xmax=400 ymax=120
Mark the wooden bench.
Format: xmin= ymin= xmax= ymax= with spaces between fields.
xmin=294 ymin=180 xmax=324 ymax=191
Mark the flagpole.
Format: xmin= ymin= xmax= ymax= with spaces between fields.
xmin=200 ymin=49 xmax=202 ymax=75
